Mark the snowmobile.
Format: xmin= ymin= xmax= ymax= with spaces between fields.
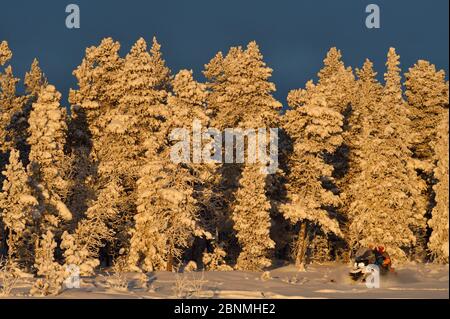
xmin=349 ymin=246 xmax=392 ymax=282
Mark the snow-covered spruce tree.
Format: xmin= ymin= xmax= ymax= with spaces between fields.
xmin=0 ymin=149 xmax=38 ymax=266
xmin=166 ymin=69 xmax=221 ymax=263
xmin=346 ymin=59 xmax=383 ymax=179
xmin=405 ymin=60 xmax=449 ymax=160
xmin=148 ymin=37 xmax=172 ymax=91
xmin=0 ymin=45 xmax=29 ymax=258
xmin=128 ymin=140 xmax=209 ymax=272
xmin=232 ymin=164 xmax=275 ymax=270
xmin=27 ymin=84 xmax=72 ymax=233
xmin=127 ymin=48 xmax=215 ymax=272
xmin=65 ymin=38 xmax=124 ymax=269
xmin=231 ymin=43 xmax=281 ymax=270
xmin=317 ymin=47 xmax=355 ymax=114
xmin=281 ymin=82 xmax=343 ymax=268
xmin=108 ymin=37 xmax=171 ymax=262
xmin=0 ymin=62 xmax=27 ymax=154
xmin=168 ymin=69 xmax=209 ymax=129
xmin=25 ymin=59 xmax=48 ymax=100
xmin=202 ymin=244 xmax=233 ymax=271
xmin=11 ymin=58 xmax=49 ymax=166
xmin=31 ymin=230 xmax=66 ymax=296
xmin=0 ymin=51 xmax=47 ymax=170
xmin=202 ymin=49 xmax=242 ymax=251
xmin=307 ymin=48 xmax=355 ymax=261
xmin=204 ymin=42 xmax=280 ymax=130
xmin=61 ymin=181 xmax=121 ymax=275
xmin=110 ymin=37 xmax=170 ymax=176
xmin=204 ymin=42 xmax=281 ymax=269
xmin=88 ymin=39 xmax=149 ymax=245
xmin=0 ymin=41 xmax=13 ymax=257
xmin=404 ymin=60 xmax=448 ymax=261
xmin=428 ymin=110 xmax=449 ymax=263
xmin=115 ymin=36 xmax=171 ymax=179
xmin=339 ymin=60 xmax=382 ymax=256
xmin=0 ymin=41 xmax=13 ymax=153
xmin=348 ymin=48 xmax=427 ymax=261
xmin=130 ymin=93 xmax=204 ymax=272
xmin=0 ymin=41 xmax=12 ymax=66
xmin=315 ymin=49 xmax=355 ymax=171
xmin=68 ymin=37 xmax=123 ymax=220
xmin=65 ymin=37 xmax=172 ymax=271
xmin=69 ymin=37 xmax=123 ymax=148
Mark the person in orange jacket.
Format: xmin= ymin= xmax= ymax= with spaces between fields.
xmin=370 ymin=245 xmax=394 ymax=273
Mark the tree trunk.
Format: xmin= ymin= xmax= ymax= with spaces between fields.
xmin=6 ymin=228 xmax=14 ymax=260
xmin=295 ymin=221 xmax=309 ymax=269
xmin=167 ymin=244 xmax=174 ymax=272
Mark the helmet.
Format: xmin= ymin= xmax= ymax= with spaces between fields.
xmin=354 ymin=247 xmax=376 ymax=265
xmin=376 ymin=245 xmax=385 ymax=253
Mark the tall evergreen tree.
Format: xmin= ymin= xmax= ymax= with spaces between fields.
xmin=167 ymin=70 xmax=215 ymax=231
xmin=66 ymin=38 xmax=125 ymax=268
xmin=67 ymin=37 xmax=172 ymax=270
xmin=148 ymin=37 xmax=172 ymax=91
xmin=128 ymin=143 xmax=207 ymax=271
xmin=68 ymin=37 xmax=123 ymax=223
xmin=347 ymin=59 xmax=383 ymax=176
xmin=0 ymin=41 xmax=12 ymax=66
xmin=0 ymin=149 xmax=38 ymax=264
xmin=230 ymin=43 xmax=281 ymax=270
xmin=339 ymin=60 xmax=382 ymax=256
xmin=405 ymin=60 xmax=449 ymax=160
xmin=167 ymin=69 xmax=209 ymax=128
xmin=232 ymin=163 xmax=275 ymax=270
xmin=282 ymin=81 xmax=343 ymax=268
xmin=204 ymin=43 xmax=280 ymax=129
xmin=112 ymin=37 xmax=171 ymax=262
xmin=12 ymin=59 xmax=49 ymax=166
xmin=404 ymin=60 xmax=448 ymax=261
xmin=0 ymin=64 xmax=26 ymax=153
xmin=317 ymin=47 xmax=355 ymax=114
xmin=428 ymin=110 xmax=449 ymax=263
xmin=0 ymin=41 xmax=13 ymax=257
xmin=68 ymin=37 xmax=123 ymax=181
xmin=25 ymin=59 xmax=48 ymax=99
xmin=204 ymin=42 xmax=281 ymax=269
xmin=128 ymin=61 xmax=214 ymax=272
xmin=120 ymin=39 xmax=179 ymax=271
xmin=312 ymin=49 xmax=355 ymax=261
xmin=348 ymin=48 xmax=427 ymax=260
xmin=27 ymin=84 xmax=72 ymax=233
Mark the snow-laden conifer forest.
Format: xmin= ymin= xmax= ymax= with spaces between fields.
xmin=0 ymin=38 xmax=448 ymax=297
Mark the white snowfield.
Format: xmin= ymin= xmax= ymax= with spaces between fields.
xmin=1 ymin=263 xmax=448 ymax=299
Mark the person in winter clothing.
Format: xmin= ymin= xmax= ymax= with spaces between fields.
xmin=354 ymin=245 xmax=393 ymax=273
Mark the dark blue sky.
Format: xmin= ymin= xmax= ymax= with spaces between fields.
xmin=0 ymin=0 xmax=448 ymax=105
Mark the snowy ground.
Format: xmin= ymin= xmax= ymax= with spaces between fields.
xmin=2 ymin=263 xmax=448 ymax=299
